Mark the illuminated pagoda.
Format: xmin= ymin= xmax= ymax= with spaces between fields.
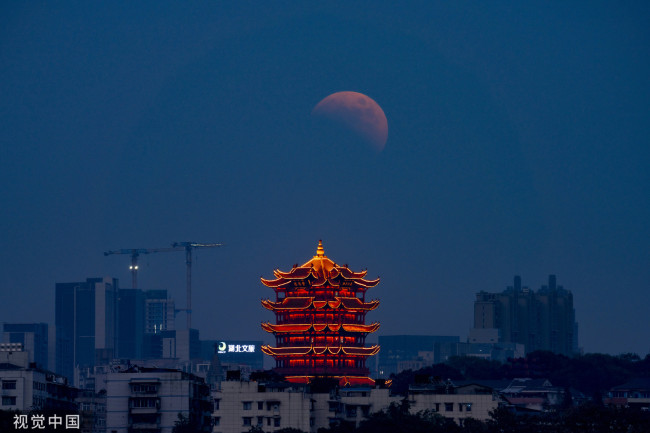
xmin=261 ymin=241 xmax=380 ymax=386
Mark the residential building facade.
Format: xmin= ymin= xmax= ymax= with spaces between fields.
xmin=105 ymin=367 xmax=212 ymax=433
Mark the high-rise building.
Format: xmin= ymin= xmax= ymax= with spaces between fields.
xmin=2 ymin=323 xmax=49 ymax=370
xmin=55 ymin=277 xmax=118 ymax=384
xmin=142 ymin=290 xmax=175 ymax=359
xmin=144 ymin=290 xmax=175 ymax=334
xmin=117 ymin=289 xmax=146 ymax=359
xmin=261 ymin=241 xmax=380 ymax=386
xmin=473 ymin=275 xmax=578 ymax=356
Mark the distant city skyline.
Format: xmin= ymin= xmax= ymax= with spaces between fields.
xmin=1 ymin=3 xmax=649 ymax=356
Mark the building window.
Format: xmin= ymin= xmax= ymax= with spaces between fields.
xmin=258 ymin=401 xmax=264 ymax=410
xmin=274 ymin=417 xmax=281 ymax=427
xmin=458 ymin=403 xmax=463 ymax=412
xmin=257 ymin=416 xmax=263 ymax=426
xmin=465 ymin=403 xmax=472 ymax=412
xmin=2 ymin=381 xmax=16 ymax=390
xmin=445 ymin=403 xmax=454 ymax=412
xmin=214 ymin=399 xmax=220 ymax=410
xmin=131 ymin=398 xmax=158 ymax=408
xmin=434 ymin=403 xmax=440 ymax=412
xmin=213 ymin=417 xmax=220 ymax=426
xmin=243 ymin=401 xmax=252 ymax=410
xmin=2 ymin=396 xmax=16 ymax=406
xmin=242 ymin=417 xmax=252 ymax=426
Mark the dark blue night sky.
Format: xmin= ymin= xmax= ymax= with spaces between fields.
xmin=1 ymin=2 xmax=648 ymax=355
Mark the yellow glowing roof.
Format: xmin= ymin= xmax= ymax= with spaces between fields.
xmin=261 ymin=241 xmax=380 ymax=289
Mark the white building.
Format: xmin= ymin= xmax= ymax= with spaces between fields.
xmin=214 ymin=381 xmax=311 ymax=432
xmin=105 ymin=367 xmax=211 ymax=433
xmin=0 ymin=348 xmax=76 ymax=412
xmin=212 ymin=378 xmax=508 ymax=432
xmin=212 ymin=380 xmax=400 ymax=433
xmin=408 ymin=382 xmax=502 ymax=425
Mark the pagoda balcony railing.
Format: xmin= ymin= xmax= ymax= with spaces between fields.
xmin=276 ymin=318 xmax=367 ymax=325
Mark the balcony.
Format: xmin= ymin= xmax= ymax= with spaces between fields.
xmin=128 ymin=397 xmax=160 ymax=414
xmin=129 ymin=406 xmax=159 ymax=415
xmin=129 ymin=422 xmax=160 ymax=431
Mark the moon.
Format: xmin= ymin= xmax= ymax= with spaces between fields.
xmin=312 ymin=91 xmax=388 ymax=152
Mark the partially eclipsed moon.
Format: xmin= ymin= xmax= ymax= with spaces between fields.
xmin=312 ymin=91 xmax=388 ymax=151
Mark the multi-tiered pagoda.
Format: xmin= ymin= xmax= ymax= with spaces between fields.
xmin=261 ymin=241 xmax=380 ymax=386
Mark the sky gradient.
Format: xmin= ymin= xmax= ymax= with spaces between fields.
xmin=1 ymin=2 xmax=649 ymax=356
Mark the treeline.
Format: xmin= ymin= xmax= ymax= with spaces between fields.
xmin=245 ymin=402 xmax=650 ymax=433
xmin=314 ymin=402 xmax=650 ymax=433
xmin=389 ymin=351 xmax=650 ymax=396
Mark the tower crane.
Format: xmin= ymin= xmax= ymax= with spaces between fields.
xmin=171 ymin=242 xmax=223 ymax=329
xmin=103 ymin=247 xmax=179 ymax=289
xmin=104 ymin=242 xmax=222 ymax=330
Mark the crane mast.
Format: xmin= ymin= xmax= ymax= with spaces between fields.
xmin=172 ymin=242 xmax=223 ymax=329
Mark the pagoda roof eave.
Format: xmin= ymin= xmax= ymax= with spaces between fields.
xmin=261 ymin=297 xmax=379 ymax=311
xmin=261 ymin=274 xmax=379 ymax=289
xmin=261 ymin=345 xmax=380 ymax=357
xmin=261 ymin=277 xmax=293 ymax=288
xmin=261 ymin=322 xmax=380 ymax=334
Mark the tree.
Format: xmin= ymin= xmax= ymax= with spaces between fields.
xmin=353 ymin=403 xmax=459 ymax=433
xmin=0 ymin=410 xmax=22 ymax=432
xmin=446 ymin=356 xmax=504 ymax=380
xmin=172 ymin=413 xmax=201 ymax=433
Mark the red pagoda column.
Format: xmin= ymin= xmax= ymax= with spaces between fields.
xmin=261 ymin=241 xmax=380 ymax=386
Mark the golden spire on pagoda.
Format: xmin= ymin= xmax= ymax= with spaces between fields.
xmin=316 ymin=240 xmax=325 ymax=257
